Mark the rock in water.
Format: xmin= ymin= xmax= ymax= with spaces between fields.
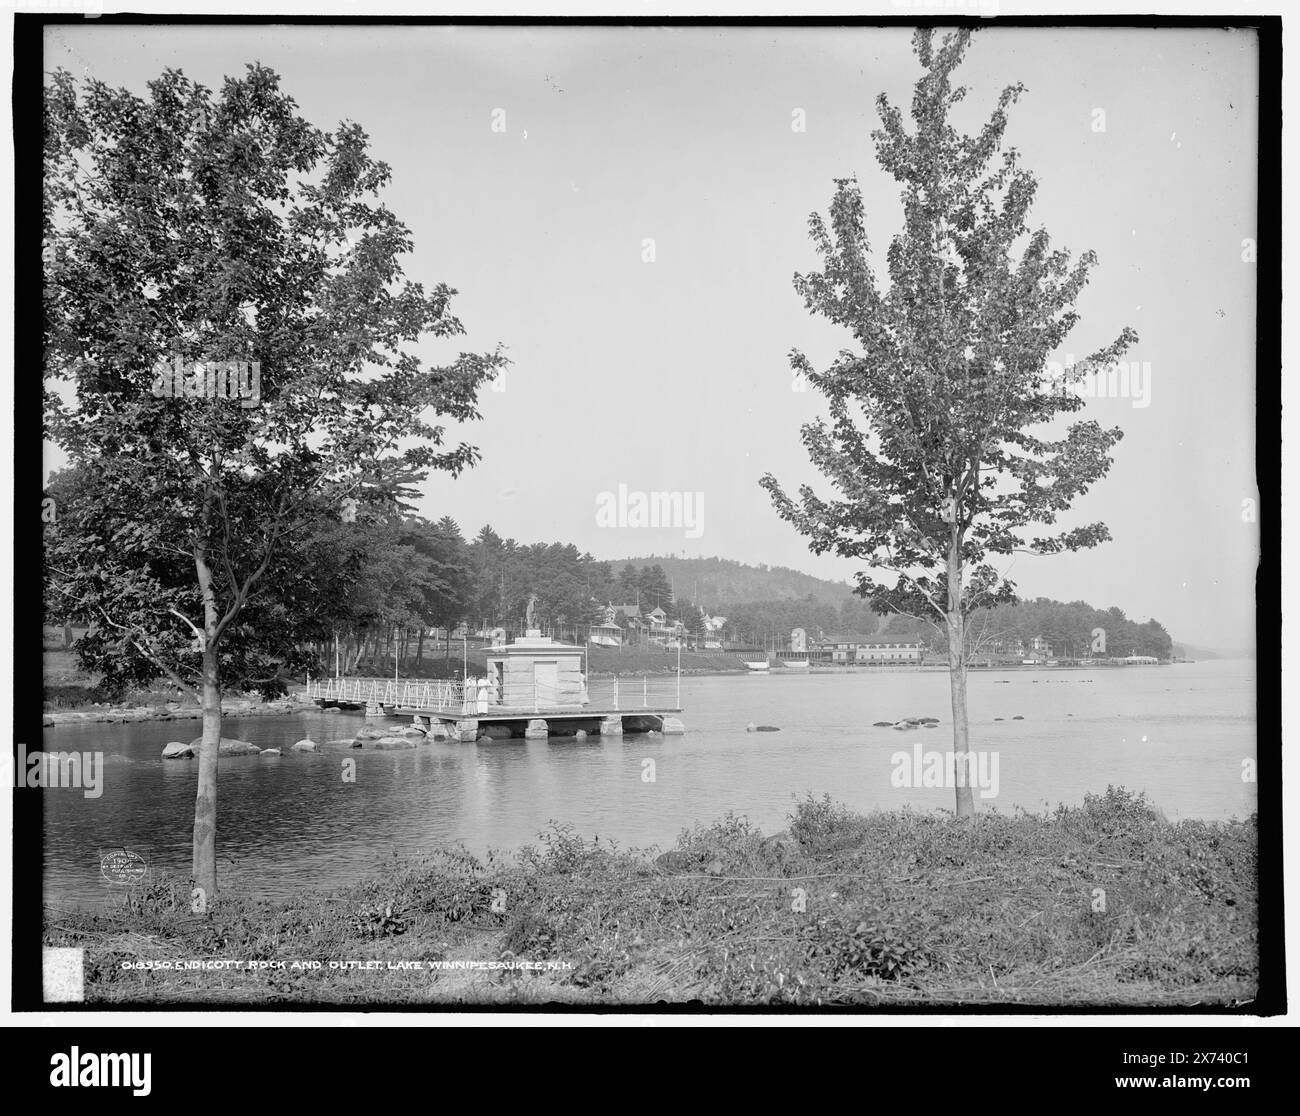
xmin=1012 ymin=715 xmax=1025 ymax=721
xmin=291 ymin=739 xmax=320 ymax=753
xmin=368 ymin=736 xmax=417 ymax=750
xmin=872 ymin=721 xmax=893 ymax=728
xmin=260 ymin=748 xmax=281 ymax=756
xmin=186 ymin=737 xmax=260 ymax=756
xmin=161 ymin=741 xmax=195 ymax=759
xmin=661 ymin=717 xmax=686 ymax=735
xmin=754 ymin=725 xmax=780 ymax=732
xmin=746 ymin=722 xmax=757 ymax=732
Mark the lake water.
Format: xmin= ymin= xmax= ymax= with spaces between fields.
xmin=40 ymin=660 xmax=1256 ymax=906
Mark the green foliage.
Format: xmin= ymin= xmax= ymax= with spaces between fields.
xmin=43 ymin=62 xmax=504 ymax=700
xmin=789 ymin=793 xmax=873 ymax=854
xmin=804 ymin=913 xmax=934 ymax=982
xmin=761 ymin=28 xmax=1136 ymax=627
xmin=966 ymin=598 xmax=1173 ymax=660
xmin=45 ymin=791 xmax=1256 ymax=1006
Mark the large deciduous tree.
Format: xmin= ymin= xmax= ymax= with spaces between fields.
xmin=43 ymin=65 xmax=504 ymax=900
xmin=761 ymin=30 xmax=1136 ymax=816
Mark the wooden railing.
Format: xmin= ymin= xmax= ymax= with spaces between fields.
xmin=306 ymin=677 xmax=464 ymax=711
xmin=306 ymin=674 xmax=680 ymax=714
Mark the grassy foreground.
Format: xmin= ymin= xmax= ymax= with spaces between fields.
xmin=43 ymin=787 xmax=1256 ymax=1007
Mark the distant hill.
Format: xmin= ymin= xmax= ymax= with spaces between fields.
xmin=1171 ymin=641 xmax=1252 ymax=661
xmin=617 ymin=556 xmax=1224 ymax=657
xmin=613 ymin=555 xmax=855 ymax=609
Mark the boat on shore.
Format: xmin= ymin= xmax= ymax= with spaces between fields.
xmin=742 ymin=660 xmax=770 ymax=672
xmin=782 ymin=659 xmax=810 ymax=670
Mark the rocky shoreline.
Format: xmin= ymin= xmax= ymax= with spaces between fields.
xmin=159 ymin=721 xmax=451 ymax=759
xmin=42 ymin=692 xmax=317 ymax=727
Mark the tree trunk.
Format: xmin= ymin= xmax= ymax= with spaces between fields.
xmin=946 ymin=543 xmax=975 ymax=819
xmin=415 ymin=629 xmax=425 ymax=669
xmin=192 ymin=529 xmax=222 ymax=908
xmin=193 ymin=641 xmax=221 ymax=904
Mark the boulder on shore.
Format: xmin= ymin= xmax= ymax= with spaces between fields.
xmin=654 ymin=849 xmax=704 ymax=872
xmin=760 ymin=830 xmax=799 ymax=859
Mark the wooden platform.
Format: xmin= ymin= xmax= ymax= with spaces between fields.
xmin=386 ymin=705 xmax=681 ymax=723
xmin=382 ymin=704 xmax=683 ymax=740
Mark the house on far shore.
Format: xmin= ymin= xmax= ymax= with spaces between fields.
xmin=612 ymin=604 xmax=644 ymax=644
xmin=702 ymin=614 xmax=727 ymax=650
xmin=644 ymin=606 xmax=686 ymax=648
xmin=854 ymin=642 xmax=922 ymax=664
xmin=813 ymin=640 xmax=922 ymax=664
xmin=589 ymin=604 xmax=623 ymax=648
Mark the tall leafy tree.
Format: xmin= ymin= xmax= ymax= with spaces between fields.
xmin=411 ymin=516 xmax=475 ymax=661
xmin=43 ymin=65 xmax=504 ymax=900
xmin=761 ymin=30 xmax=1136 ymax=816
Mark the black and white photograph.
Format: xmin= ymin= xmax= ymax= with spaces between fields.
xmin=16 ymin=3 xmax=1283 ymax=1045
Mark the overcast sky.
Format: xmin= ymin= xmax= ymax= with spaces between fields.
xmin=43 ymin=23 xmax=1260 ymax=651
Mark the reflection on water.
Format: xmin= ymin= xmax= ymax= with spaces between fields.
xmin=41 ymin=660 xmax=1255 ymax=905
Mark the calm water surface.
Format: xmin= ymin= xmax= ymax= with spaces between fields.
xmin=41 ymin=660 xmax=1256 ymax=905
